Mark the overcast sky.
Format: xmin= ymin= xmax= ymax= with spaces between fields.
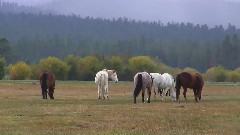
xmin=2 ymin=0 xmax=240 ymax=28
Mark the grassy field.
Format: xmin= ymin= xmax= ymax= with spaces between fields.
xmin=0 ymin=81 xmax=240 ymax=135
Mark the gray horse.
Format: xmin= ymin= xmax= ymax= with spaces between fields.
xmin=133 ymin=72 xmax=153 ymax=104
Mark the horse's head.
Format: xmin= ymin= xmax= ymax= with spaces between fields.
xmin=171 ymin=90 xmax=177 ymax=102
xmin=108 ymin=70 xmax=118 ymax=83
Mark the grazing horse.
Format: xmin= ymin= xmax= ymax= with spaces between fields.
xmin=133 ymin=72 xmax=153 ymax=104
xmin=39 ymin=72 xmax=56 ymax=99
xmin=102 ymin=69 xmax=118 ymax=83
xmin=150 ymin=73 xmax=176 ymax=102
xmin=175 ymin=72 xmax=204 ymax=103
xmin=95 ymin=71 xmax=108 ymax=99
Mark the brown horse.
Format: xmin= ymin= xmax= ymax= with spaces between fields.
xmin=39 ymin=72 xmax=56 ymax=99
xmin=175 ymin=72 xmax=204 ymax=103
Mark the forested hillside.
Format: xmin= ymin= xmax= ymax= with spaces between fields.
xmin=0 ymin=2 xmax=240 ymax=72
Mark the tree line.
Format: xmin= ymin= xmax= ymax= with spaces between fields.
xmin=1 ymin=3 xmax=240 ymax=73
xmin=1 ymin=55 xmax=240 ymax=82
xmin=1 ymin=33 xmax=240 ymax=73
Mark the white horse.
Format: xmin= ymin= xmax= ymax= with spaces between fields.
xmin=95 ymin=71 xmax=108 ymax=99
xmin=102 ymin=69 xmax=118 ymax=83
xmin=150 ymin=73 xmax=176 ymax=101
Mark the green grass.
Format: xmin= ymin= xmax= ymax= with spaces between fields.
xmin=0 ymin=81 xmax=240 ymax=135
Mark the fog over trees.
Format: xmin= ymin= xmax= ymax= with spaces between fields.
xmin=0 ymin=1 xmax=240 ymax=73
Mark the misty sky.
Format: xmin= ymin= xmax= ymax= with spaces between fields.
xmin=2 ymin=0 xmax=240 ymax=28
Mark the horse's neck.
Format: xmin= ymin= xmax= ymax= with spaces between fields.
xmin=106 ymin=70 xmax=112 ymax=78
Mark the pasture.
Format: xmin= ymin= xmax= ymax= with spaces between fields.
xmin=0 ymin=81 xmax=239 ymax=135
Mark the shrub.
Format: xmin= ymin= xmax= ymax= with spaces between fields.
xmin=183 ymin=67 xmax=199 ymax=74
xmin=0 ymin=58 xmax=5 ymax=80
xmin=205 ymin=66 xmax=227 ymax=82
xmin=39 ymin=57 xmax=70 ymax=80
xmin=79 ymin=56 xmax=104 ymax=80
xmin=128 ymin=56 xmax=158 ymax=75
xmin=226 ymin=71 xmax=240 ymax=83
xmin=65 ymin=55 xmax=82 ymax=80
xmin=10 ymin=62 xmax=30 ymax=80
xmin=29 ymin=64 xmax=40 ymax=80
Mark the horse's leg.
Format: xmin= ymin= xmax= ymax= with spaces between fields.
xmin=153 ymin=87 xmax=156 ymax=101
xmin=183 ymin=88 xmax=187 ymax=102
xmin=134 ymin=97 xmax=136 ymax=104
xmin=159 ymin=89 xmax=163 ymax=96
xmin=98 ymin=85 xmax=101 ymax=99
xmin=106 ymin=83 xmax=109 ymax=99
xmin=176 ymin=86 xmax=181 ymax=103
xmin=48 ymin=87 xmax=54 ymax=99
xmin=147 ymin=87 xmax=151 ymax=103
xmin=198 ymin=88 xmax=202 ymax=101
xmin=154 ymin=86 xmax=157 ymax=101
xmin=101 ymin=84 xmax=104 ymax=100
xmin=193 ymin=89 xmax=198 ymax=102
xmin=162 ymin=88 xmax=168 ymax=101
xmin=142 ymin=89 xmax=145 ymax=103
xmin=42 ymin=88 xmax=45 ymax=99
xmin=170 ymin=86 xmax=176 ymax=102
xmin=167 ymin=89 xmax=170 ymax=96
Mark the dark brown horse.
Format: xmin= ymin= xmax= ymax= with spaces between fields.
xmin=39 ymin=72 xmax=56 ymax=99
xmin=175 ymin=72 xmax=204 ymax=103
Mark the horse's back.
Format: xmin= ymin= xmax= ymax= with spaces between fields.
xmin=39 ymin=72 xmax=55 ymax=88
xmin=136 ymin=72 xmax=152 ymax=88
xmin=150 ymin=73 xmax=161 ymax=86
xmin=177 ymin=72 xmax=204 ymax=89
xmin=176 ymin=72 xmax=194 ymax=88
xmin=162 ymin=73 xmax=174 ymax=85
xmin=96 ymin=71 xmax=108 ymax=84
xmin=47 ymin=72 xmax=55 ymax=87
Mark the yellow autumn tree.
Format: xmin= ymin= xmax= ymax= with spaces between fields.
xmin=128 ymin=56 xmax=158 ymax=74
xmin=10 ymin=62 xmax=30 ymax=80
xmin=39 ymin=57 xmax=70 ymax=80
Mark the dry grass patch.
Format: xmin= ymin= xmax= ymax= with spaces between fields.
xmin=0 ymin=81 xmax=239 ymax=135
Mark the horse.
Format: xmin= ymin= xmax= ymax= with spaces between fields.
xmin=133 ymin=72 xmax=153 ymax=104
xmin=95 ymin=71 xmax=108 ymax=99
xmin=150 ymin=73 xmax=176 ymax=102
xmin=102 ymin=69 xmax=118 ymax=83
xmin=39 ymin=72 xmax=56 ymax=99
xmin=175 ymin=72 xmax=204 ymax=103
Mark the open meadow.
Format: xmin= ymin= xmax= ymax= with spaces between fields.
xmin=0 ymin=80 xmax=240 ymax=135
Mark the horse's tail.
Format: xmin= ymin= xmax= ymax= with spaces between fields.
xmin=41 ymin=72 xmax=48 ymax=91
xmin=134 ymin=74 xmax=143 ymax=98
xmin=175 ymin=74 xmax=181 ymax=100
